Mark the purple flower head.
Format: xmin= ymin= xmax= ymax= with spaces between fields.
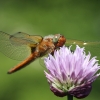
xmin=44 ymin=45 xmax=100 ymax=99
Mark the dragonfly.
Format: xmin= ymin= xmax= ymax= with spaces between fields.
xmin=0 ymin=31 xmax=66 ymax=74
xmin=0 ymin=31 xmax=100 ymax=74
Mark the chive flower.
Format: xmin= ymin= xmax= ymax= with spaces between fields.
xmin=44 ymin=45 xmax=100 ymax=99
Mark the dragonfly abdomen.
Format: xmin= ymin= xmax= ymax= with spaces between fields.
xmin=7 ymin=52 xmax=39 ymax=74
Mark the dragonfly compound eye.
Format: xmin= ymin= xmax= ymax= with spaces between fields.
xmin=53 ymin=34 xmax=61 ymax=43
xmin=55 ymin=35 xmax=66 ymax=47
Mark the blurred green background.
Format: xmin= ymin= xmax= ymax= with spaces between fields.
xmin=0 ymin=0 xmax=100 ymax=100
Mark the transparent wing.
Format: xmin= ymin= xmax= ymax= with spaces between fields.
xmin=0 ymin=31 xmax=42 ymax=61
xmin=66 ymin=38 xmax=100 ymax=59
xmin=10 ymin=32 xmax=43 ymax=47
xmin=39 ymin=55 xmax=48 ymax=69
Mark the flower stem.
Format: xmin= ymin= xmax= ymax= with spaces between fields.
xmin=67 ymin=94 xmax=73 ymax=100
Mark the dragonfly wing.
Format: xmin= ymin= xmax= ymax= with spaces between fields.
xmin=0 ymin=31 xmax=39 ymax=61
xmin=10 ymin=32 xmax=43 ymax=46
xmin=66 ymin=38 xmax=100 ymax=59
xmin=39 ymin=54 xmax=48 ymax=69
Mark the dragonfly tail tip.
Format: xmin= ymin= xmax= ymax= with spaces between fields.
xmin=7 ymin=71 xmax=12 ymax=74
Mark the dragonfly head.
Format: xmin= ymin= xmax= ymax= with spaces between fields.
xmin=44 ymin=34 xmax=66 ymax=48
xmin=53 ymin=34 xmax=66 ymax=48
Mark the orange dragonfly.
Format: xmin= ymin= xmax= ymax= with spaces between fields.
xmin=0 ymin=31 xmax=66 ymax=74
xmin=0 ymin=31 xmax=100 ymax=74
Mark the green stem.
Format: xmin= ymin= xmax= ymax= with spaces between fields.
xmin=67 ymin=94 xmax=73 ymax=100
